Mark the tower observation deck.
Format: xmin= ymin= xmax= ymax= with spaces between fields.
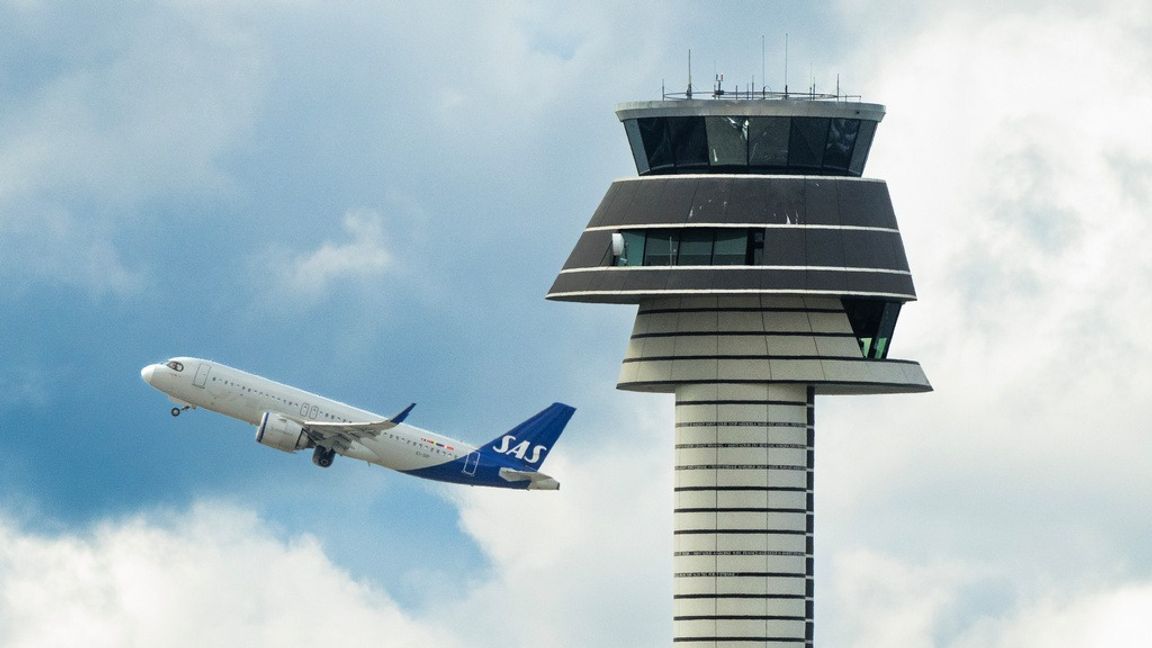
xmin=548 ymin=95 xmax=930 ymax=646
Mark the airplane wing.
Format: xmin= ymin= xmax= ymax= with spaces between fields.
xmin=303 ymin=403 xmax=415 ymax=452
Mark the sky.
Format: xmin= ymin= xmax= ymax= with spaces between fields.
xmin=1 ymin=0 xmax=1150 ymax=646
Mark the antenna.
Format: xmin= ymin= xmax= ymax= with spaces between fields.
xmin=784 ymin=33 xmax=789 ymax=96
xmin=761 ymin=34 xmax=766 ymax=95
xmin=687 ymin=49 xmax=693 ymax=99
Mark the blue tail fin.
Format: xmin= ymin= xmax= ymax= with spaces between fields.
xmin=483 ymin=402 xmax=575 ymax=469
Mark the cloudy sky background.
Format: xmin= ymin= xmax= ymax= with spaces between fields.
xmin=1 ymin=0 xmax=1150 ymax=646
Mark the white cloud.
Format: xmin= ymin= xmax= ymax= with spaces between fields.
xmin=947 ymin=582 xmax=1152 ymax=648
xmin=441 ymin=396 xmax=675 ymax=646
xmin=261 ymin=209 xmax=392 ymax=307
xmin=810 ymin=0 xmax=1152 ymax=642
xmin=0 ymin=502 xmax=457 ymax=648
xmin=822 ymin=549 xmax=1152 ymax=648
xmin=0 ymin=399 xmax=674 ymax=648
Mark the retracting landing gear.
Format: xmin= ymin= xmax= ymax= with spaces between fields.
xmin=170 ymin=405 xmax=190 ymax=417
xmin=312 ymin=446 xmax=336 ymax=468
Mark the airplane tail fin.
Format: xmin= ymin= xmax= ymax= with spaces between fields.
xmin=482 ymin=402 xmax=575 ymax=469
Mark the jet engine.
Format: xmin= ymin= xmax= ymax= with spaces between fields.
xmin=255 ymin=412 xmax=311 ymax=453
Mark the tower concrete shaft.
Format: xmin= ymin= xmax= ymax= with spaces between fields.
xmin=548 ymin=98 xmax=930 ymax=646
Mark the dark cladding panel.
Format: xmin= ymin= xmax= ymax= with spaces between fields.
xmin=724 ymin=178 xmax=770 ymax=223
xmin=805 ymin=269 xmax=916 ymax=298
xmin=838 ymin=180 xmax=897 ymax=228
xmin=656 ymin=177 xmax=700 ymax=224
xmin=760 ymin=268 xmax=807 ymax=291
xmin=763 ymin=228 xmax=807 ymax=266
xmin=581 ymin=269 xmax=622 ymax=294
xmin=805 ymin=229 xmax=846 ymax=268
xmin=840 ymin=230 xmax=903 ymax=271
xmin=564 ymin=231 xmax=613 ymax=268
xmin=689 ymin=177 xmax=731 ymax=222
xmin=889 ymin=235 xmax=913 ymax=274
xmin=619 ymin=179 xmax=671 ymax=225
xmin=588 ymin=182 xmax=628 ymax=229
xmin=666 ymin=269 xmax=759 ymax=291
xmin=548 ymin=272 xmax=587 ymax=296
xmin=804 ymin=179 xmax=840 ymax=227
xmin=764 ymin=177 xmax=806 ymax=225
xmin=621 ymin=270 xmax=671 ymax=293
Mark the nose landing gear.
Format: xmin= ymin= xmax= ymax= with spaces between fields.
xmin=312 ymin=446 xmax=336 ymax=468
xmin=170 ymin=405 xmax=190 ymax=417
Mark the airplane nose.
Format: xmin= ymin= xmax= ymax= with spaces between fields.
xmin=140 ymin=365 xmax=156 ymax=384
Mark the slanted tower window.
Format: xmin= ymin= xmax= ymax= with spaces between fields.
xmin=842 ymin=298 xmax=902 ymax=359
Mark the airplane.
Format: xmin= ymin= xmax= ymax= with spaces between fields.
xmin=139 ymin=357 xmax=575 ymax=490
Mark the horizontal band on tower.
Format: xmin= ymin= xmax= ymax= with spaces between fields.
xmin=585 ymin=222 xmax=901 ymax=234
xmin=675 ymin=551 xmax=806 ymax=556
xmin=675 ymin=486 xmax=810 ymax=493
xmin=676 ymin=465 xmax=808 ymax=471
xmin=674 ymin=593 xmax=808 ymax=600
xmin=633 ymin=331 xmax=853 ymax=339
xmin=626 ymin=354 xmax=922 ymax=365
xmin=674 ymin=507 xmax=808 ymax=514
xmin=674 ymin=614 xmax=807 ymax=622
xmin=675 ymin=443 xmax=808 ymax=449
xmin=672 ymin=636 xmax=807 ymax=644
xmin=676 ymin=421 xmax=808 ymax=428
xmin=675 ymin=572 xmax=807 ymax=578
xmin=640 ymin=306 xmax=845 ymax=315
xmin=677 ymin=399 xmax=810 ymax=406
xmin=675 ymin=529 xmax=809 ymax=536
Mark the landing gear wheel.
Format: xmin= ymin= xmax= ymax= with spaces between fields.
xmin=171 ymin=407 xmax=181 ymax=417
xmin=312 ymin=446 xmax=335 ymax=468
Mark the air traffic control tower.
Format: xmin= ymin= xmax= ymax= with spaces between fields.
xmin=548 ymin=92 xmax=931 ymax=646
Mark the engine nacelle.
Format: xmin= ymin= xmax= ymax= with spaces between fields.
xmin=255 ymin=412 xmax=311 ymax=453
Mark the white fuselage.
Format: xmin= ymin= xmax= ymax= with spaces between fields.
xmin=141 ymin=357 xmax=474 ymax=472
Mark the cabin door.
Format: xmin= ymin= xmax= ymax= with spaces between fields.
xmin=463 ymin=452 xmax=480 ymax=476
xmin=193 ymin=363 xmax=212 ymax=388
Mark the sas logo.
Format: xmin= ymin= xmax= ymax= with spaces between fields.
xmin=491 ymin=435 xmax=548 ymax=464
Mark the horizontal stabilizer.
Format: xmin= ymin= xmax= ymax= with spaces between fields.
xmin=498 ymin=467 xmax=560 ymax=490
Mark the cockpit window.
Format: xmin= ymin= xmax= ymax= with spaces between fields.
xmin=166 ymin=361 xmax=185 ymax=372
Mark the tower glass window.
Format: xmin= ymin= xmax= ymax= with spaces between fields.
xmin=705 ymin=116 xmax=748 ymax=168
xmin=614 ymin=228 xmax=757 ymax=267
xmin=748 ymin=117 xmax=790 ymax=167
xmin=788 ymin=117 xmax=831 ymax=169
xmin=849 ymin=120 xmax=877 ymax=175
xmin=618 ymin=230 xmax=646 ymax=266
xmin=669 ymin=117 xmax=709 ymax=168
xmin=842 ymin=298 xmax=902 ymax=359
xmin=713 ymin=230 xmax=749 ymax=265
xmin=623 ymin=120 xmax=650 ymax=174
xmin=677 ymin=229 xmax=714 ymax=265
xmin=638 ymin=118 xmax=674 ymax=171
xmin=643 ymin=229 xmax=678 ymax=265
xmin=823 ymin=118 xmax=860 ymax=171
xmin=624 ymin=114 xmax=876 ymax=176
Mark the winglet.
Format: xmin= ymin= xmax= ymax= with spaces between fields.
xmin=391 ymin=402 xmax=416 ymax=424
